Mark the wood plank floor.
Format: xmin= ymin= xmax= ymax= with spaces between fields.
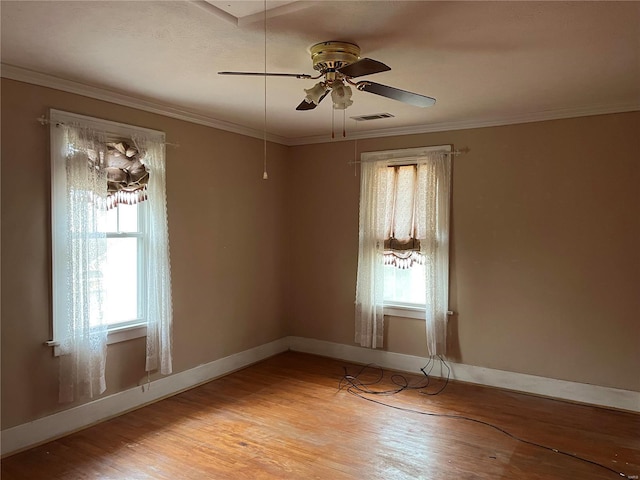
xmin=2 ymin=352 xmax=639 ymax=479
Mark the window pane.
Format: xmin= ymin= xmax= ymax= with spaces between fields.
xmin=392 ymin=166 xmax=417 ymax=241
xmin=383 ymin=264 xmax=426 ymax=305
xmin=104 ymin=237 xmax=138 ymax=324
xmin=118 ymin=203 xmax=139 ymax=233
xmin=97 ymin=206 xmax=117 ymax=233
xmin=88 ymin=246 xmax=107 ymax=328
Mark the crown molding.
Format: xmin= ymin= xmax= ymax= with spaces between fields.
xmin=3 ymin=63 xmax=638 ymax=148
xmin=0 ymin=63 xmax=289 ymax=145
xmin=286 ymin=102 xmax=640 ymax=146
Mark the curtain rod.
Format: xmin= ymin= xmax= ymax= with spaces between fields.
xmin=347 ymin=147 xmax=468 ymax=165
xmin=36 ymin=115 xmax=180 ymax=147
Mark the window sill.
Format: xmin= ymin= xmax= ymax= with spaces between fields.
xmin=383 ymin=305 xmax=456 ymax=320
xmin=107 ymin=323 xmax=147 ymax=345
xmin=46 ymin=323 xmax=147 ymax=356
xmin=384 ymin=304 xmax=425 ymax=319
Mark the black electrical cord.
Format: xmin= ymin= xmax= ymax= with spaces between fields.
xmin=419 ymin=354 xmax=450 ymax=396
xmin=338 ymin=357 xmax=451 ymax=397
xmin=338 ymin=363 xmax=633 ymax=479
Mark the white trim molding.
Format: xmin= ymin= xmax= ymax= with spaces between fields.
xmin=2 ymin=336 xmax=638 ymax=457
xmin=1 ymin=338 xmax=289 ymax=457
xmin=287 ymin=102 xmax=640 ymax=146
xmin=288 ymin=337 xmax=640 ymax=413
xmin=2 ymin=63 xmax=638 ymax=147
xmin=0 ymin=64 xmax=288 ymax=145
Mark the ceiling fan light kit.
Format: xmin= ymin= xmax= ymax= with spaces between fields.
xmin=219 ymin=40 xmax=436 ymax=112
xmin=304 ymin=82 xmax=329 ymax=105
xmin=331 ymin=83 xmax=353 ymax=110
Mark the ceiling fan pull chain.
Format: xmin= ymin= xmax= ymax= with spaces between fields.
xmin=353 ymin=120 xmax=358 ymax=176
xmin=262 ymin=0 xmax=268 ymax=180
xmin=343 ymin=108 xmax=346 ymax=138
xmin=331 ymin=107 xmax=335 ymax=139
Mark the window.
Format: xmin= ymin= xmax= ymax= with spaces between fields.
xmin=381 ymin=163 xmax=428 ymax=317
xmin=384 ymin=262 xmax=426 ymax=309
xmin=100 ymin=202 xmax=146 ymax=330
xmin=49 ymin=109 xmax=173 ymax=402
xmin=51 ymin=115 xmax=152 ymax=347
xmin=355 ymin=146 xmax=451 ymax=354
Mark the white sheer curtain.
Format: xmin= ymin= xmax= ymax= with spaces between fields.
xmin=355 ymin=150 xmax=451 ymax=355
xmin=355 ymin=160 xmax=389 ymax=348
xmin=57 ymin=125 xmax=109 ymax=402
xmin=416 ymin=157 xmax=451 ymax=356
xmin=134 ymin=135 xmax=173 ymax=375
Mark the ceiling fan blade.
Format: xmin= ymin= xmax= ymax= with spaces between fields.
xmin=357 ymin=81 xmax=436 ymax=107
xmin=337 ymin=58 xmax=390 ymax=78
xmin=296 ymin=99 xmax=317 ymax=111
xmin=219 ymin=71 xmax=313 ymax=79
xmin=295 ymin=90 xmax=329 ymax=111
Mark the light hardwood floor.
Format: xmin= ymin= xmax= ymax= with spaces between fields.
xmin=2 ymin=351 xmax=639 ymax=479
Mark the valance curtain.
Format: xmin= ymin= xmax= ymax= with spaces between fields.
xmin=383 ymin=165 xmax=425 ymax=268
xmin=355 ymin=151 xmax=451 ymax=355
xmin=104 ymin=140 xmax=149 ymax=209
xmin=53 ymin=115 xmax=172 ymax=402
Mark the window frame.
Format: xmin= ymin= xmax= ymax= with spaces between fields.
xmin=49 ymin=109 xmax=162 ymax=354
xmin=102 ymin=201 xmax=148 ymax=332
xmin=360 ymin=145 xmax=452 ymax=319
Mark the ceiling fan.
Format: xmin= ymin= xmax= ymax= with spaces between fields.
xmin=219 ymin=41 xmax=436 ymax=111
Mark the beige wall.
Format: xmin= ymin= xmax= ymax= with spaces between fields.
xmin=1 ymin=79 xmax=289 ymax=429
xmin=2 ymin=77 xmax=638 ymax=433
xmin=286 ymin=112 xmax=640 ymax=392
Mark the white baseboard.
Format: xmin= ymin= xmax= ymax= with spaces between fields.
xmin=0 ymin=337 xmax=289 ymax=457
xmin=288 ymin=336 xmax=640 ymax=413
xmin=2 ymin=335 xmax=638 ymax=457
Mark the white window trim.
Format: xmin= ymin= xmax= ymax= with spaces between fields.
xmin=384 ymin=304 xmax=456 ymax=320
xmin=360 ymin=144 xmax=451 ymax=164
xmin=48 ymin=109 xmax=164 ymax=355
xmin=362 ymin=145 xmax=453 ymax=320
xmin=46 ymin=324 xmax=147 ymax=352
xmin=106 ymin=323 xmax=147 ymax=345
xmin=105 ymin=201 xmax=148 ymax=329
xmin=384 ymin=304 xmax=426 ymax=319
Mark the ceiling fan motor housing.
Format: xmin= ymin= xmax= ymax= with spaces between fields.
xmin=310 ymin=41 xmax=361 ymax=75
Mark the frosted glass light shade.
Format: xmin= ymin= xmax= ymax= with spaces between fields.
xmin=331 ymin=84 xmax=353 ymax=110
xmin=304 ymin=82 xmax=328 ymax=104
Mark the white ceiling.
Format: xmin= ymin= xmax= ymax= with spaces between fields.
xmin=1 ymin=1 xmax=639 ymax=145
